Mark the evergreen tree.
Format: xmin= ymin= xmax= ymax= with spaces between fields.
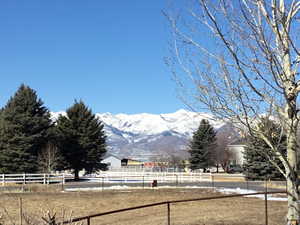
xmin=188 ymin=119 xmax=216 ymax=171
xmin=243 ymin=119 xmax=285 ymax=180
xmin=56 ymin=100 xmax=106 ymax=180
xmin=0 ymin=84 xmax=52 ymax=173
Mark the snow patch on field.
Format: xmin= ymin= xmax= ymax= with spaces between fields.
xmin=65 ymin=185 xmax=131 ymax=191
xmin=218 ymin=187 xmax=287 ymax=201
xmin=65 ymin=185 xmax=287 ymax=201
xmin=64 ymin=185 xmax=211 ymax=192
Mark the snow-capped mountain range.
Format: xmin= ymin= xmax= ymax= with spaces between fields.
xmin=51 ymin=109 xmax=231 ymax=160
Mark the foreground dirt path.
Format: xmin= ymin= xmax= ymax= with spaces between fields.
xmin=0 ymin=188 xmax=286 ymax=225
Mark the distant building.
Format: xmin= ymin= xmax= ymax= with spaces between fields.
xmin=121 ymin=158 xmax=144 ymax=167
xmin=102 ymin=154 xmax=122 ymax=170
xmin=227 ymin=140 xmax=246 ymax=165
xmin=144 ymin=162 xmax=157 ymax=168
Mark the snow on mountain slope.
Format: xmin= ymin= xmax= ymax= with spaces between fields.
xmin=50 ymin=111 xmax=66 ymax=121
xmin=97 ymin=109 xmax=226 ymax=158
xmin=51 ymin=109 xmax=227 ymax=159
xmin=97 ymin=109 xmax=223 ymax=138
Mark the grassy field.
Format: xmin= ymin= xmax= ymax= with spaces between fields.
xmin=0 ymin=187 xmax=287 ymax=225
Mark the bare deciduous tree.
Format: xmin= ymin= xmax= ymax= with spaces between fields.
xmin=165 ymin=154 xmax=186 ymax=170
xmin=38 ymin=142 xmax=60 ymax=173
xmin=215 ymin=130 xmax=236 ymax=172
xmin=166 ymin=0 xmax=300 ymax=223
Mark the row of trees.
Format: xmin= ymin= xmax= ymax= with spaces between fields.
xmin=0 ymin=84 xmax=107 ymax=180
xmin=189 ymin=119 xmax=238 ymax=173
xmin=189 ymin=118 xmax=286 ymax=180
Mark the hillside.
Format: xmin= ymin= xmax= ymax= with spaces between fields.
xmin=52 ymin=109 xmax=233 ymax=160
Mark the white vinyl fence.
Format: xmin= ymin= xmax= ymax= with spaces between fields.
xmin=0 ymin=173 xmax=66 ymax=185
xmin=90 ymin=171 xmax=214 ymax=183
xmin=0 ymin=172 xmax=245 ymax=186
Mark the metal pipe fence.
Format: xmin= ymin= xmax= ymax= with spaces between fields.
xmin=0 ymin=172 xmax=287 ymax=224
xmin=79 ymin=173 xmax=282 ymax=191
xmin=60 ymin=191 xmax=286 ymax=225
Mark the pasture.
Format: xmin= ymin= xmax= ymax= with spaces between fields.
xmin=0 ymin=187 xmax=287 ymax=225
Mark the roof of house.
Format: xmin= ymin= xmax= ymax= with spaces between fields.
xmin=121 ymin=158 xmax=143 ymax=162
xmin=103 ymin=153 xmax=122 ymax=160
xmin=227 ymin=138 xmax=247 ymax=146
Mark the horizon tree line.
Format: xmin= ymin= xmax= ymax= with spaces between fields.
xmin=1 ymin=84 xmax=283 ymax=182
xmin=0 ymin=84 xmax=107 ymax=180
xmin=189 ymin=118 xmax=287 ymax=181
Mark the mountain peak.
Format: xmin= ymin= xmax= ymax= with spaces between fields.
xmin=174 ymin=109 xmax=190 ymax=114
xmin=51 ymin=110 xmax=228 ymax=159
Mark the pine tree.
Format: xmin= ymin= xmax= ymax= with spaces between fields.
xmin=188 ymin=119 xmax=216 ymax=171
xmin=243 ymin=119 xmax=285 ymax=180
xmin=0 ymin=84 xmax=52 ymax=173
xmin=56 ymin=100 xmax=106 ymax=180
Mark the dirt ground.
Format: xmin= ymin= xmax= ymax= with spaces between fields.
xmin=0 ymin=187 xmax=287 ymax=225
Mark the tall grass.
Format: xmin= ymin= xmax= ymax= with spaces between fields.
xmin=0 ymin=204 xmax=81 ymax=225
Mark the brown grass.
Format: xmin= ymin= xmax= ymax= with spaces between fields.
xmin=0 ymin=188 xmax=287 ymax=225
xmin=212 ymin=176 xmax=245 ymax=182
xmin=0 ymin=183 xmax=62 ymax=193
xmin=263 ymin=181 xmax=287 ymax=190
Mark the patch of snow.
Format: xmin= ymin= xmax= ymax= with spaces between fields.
xmin=64 ymin=185 xmax=212 ymax=192
xmin=65 ymin=185 xmax=131 ymax=191
xmin=218 ymin=188 xmax=287 ymax=201
xmin=65 ymin=185 xmax=286 ymax=202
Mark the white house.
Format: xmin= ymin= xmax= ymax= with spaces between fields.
xmin=227 ymin=140 xmax=246 ymax=165
xmin=102 ymin=154 xmax=122 ymax=170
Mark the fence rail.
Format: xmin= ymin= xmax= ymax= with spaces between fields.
xmin=79 ymin=172 xmax=247 ymax=190
xmin=0 ymin=172 xmax=286 ymax=225
xmin=87 ymin=171 xmax=217 ymax=183
xmin=0 ymin=173 xmax=67 ymax=185
xmin=0 ymin=172 xmax=246 ymax=188
xmin=61 ymin=191 xmax=286 ymax=225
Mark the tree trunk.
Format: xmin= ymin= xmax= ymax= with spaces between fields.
xmin=286 ymin=122 xmax=300 ymax=224
xmin=286 ymin=175 xmax=300 ymax=224
xmin=74 ymin=169 xmax=80 ymax=181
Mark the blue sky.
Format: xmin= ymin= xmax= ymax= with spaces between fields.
xmin=0 ymin=0 xmax=184 ymax=114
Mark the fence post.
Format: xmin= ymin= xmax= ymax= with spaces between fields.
xmin=43 ymin=174 xmax=46 ymax=185
xmin=143 ymin=176 xmax=145 ymax=189
xmin=102 ymin=177 xmax=104 ymax=191
xmin=167 ymin=202 xmax=171 ymax=225
xmin=2 ymin=174 xmax=5 ymax=186
xmin=211 ymin=175 xmax=214 ymax=188
xmin=265 ymin=192 xmax=268 ymax=225
xmin=23 ymin=173 xmax=26 ymax=185
xmin=87 ymin=217 xmax=90 ymax=225
xmin=19 ymin=197 xmax=23 ymax=225
xmin=265 ymin=179 xmax=268 ymax=225
xmin=61 ymin=174 xmax=64 ymax=191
